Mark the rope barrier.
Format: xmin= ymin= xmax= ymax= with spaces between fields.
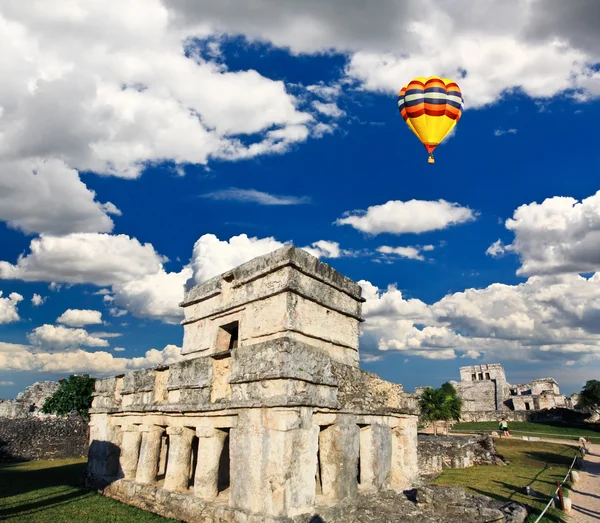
xmin=532 ymin=453 xmax=580 ymax=523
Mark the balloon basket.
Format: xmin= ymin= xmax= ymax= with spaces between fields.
xmin=428 ymin=155 xmax=435 ymax=164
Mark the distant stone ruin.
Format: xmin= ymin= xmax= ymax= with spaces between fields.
xmin=416 ymin=363 xmax=575 ymax=422
xmin=87 ymin=247 xmax=421 ymax=522
xmin=0 ymin=381 xmax=59 ymax=419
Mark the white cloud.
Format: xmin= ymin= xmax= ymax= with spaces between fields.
xmin=48 ymin=282 xmax=62 ymax=292
xmin=112 ymin=267 xmax=192 ymax=324
xmin=0 ymin=159 xmax=120 ymax=235
xmin=0 ymin=342 xmax=183 ymax=375
xmin=494 ymin=128 xmax=518 ymax=136
xmin=359 ymin=272 xmax=600 ymax=364
xmin=31 ymin=293 xmax=46 ymax=307
xmin=27 ymin=324 xmax=110 ymax=351
xmin=497 ymin=191 xmax=600 ymax=276
xmin=108 ymin=308 xmax=128 ymax=318
xmin=302 ymin=240 xmax=350 ymax=259
xmin=168 ymin=1 xmax=600 ymax=107
xmin=0 ymin=291 xmax=23 ymax=324
xmin=200 ymin=188 xmax=311 ymax=206
xmin=0 ymin=381 xmax=14 ymax=386
xmin=57 ymin=309 xmax=103 ymax=327
xmin=113 ymin=347 xmax=126 ymax=352
xmin=187 ymin=233 xmax=288 ymax=289
xmin=336 ymin=199 xmax=476 ymax=235
xmin=312 ymin=101 xmax=345 ymax=118
xmin=377 ymin=245 xmax=434 ymax=261
xmin=0 ymin=233 xmax=167 ymax=286
xmin=461 ymin=350 xmax=481 ymax=359
xmin=486 ymin=239 xmax=507 ymax=258
xmin=0 ymin=2 xmax=318 ymax=180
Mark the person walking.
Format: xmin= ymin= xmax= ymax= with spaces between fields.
xmin=499 ymin=418 xmax=510 ymax=438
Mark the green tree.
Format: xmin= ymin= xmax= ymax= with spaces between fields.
xmin=419 ymin=383 xmax=462 ymax=435
xmin=41 ymin=374 xmax=96 ymax=420
xmin=577 ymin=380 xmax=600 ymax=411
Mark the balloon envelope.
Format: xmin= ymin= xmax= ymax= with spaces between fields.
xmin=398 ymin=76 xmax=464 ymax=162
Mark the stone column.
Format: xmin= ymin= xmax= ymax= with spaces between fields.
xmin=359 ymin=424 xmax=392 ymax=491
xmin=136 ymin=425 xmax=164 ymax=484
xmin=194 ymin=427 xmax=228 ymax=499
xmin=319 ymin=421 xmax=359 ymax=501
xmin=164 ymin=426 xmax=195 ymax=492
xmin=119 ymin=425 xmax=142 ymax=480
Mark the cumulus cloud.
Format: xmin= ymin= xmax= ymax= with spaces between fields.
xmin=168 ymin=0 xmax=600 ymax=106
xmin=31 ymin=293 xmax=46 ymax=307
xmin=187 ymin=233 xmax=287 ymax=289
xmin=57 ymin=309 xmax=103 ymax=327
xmin=0 ymin=291 xmax=23 ymax=324
xmin=495 ymin=191 xmax=600 ymax=276
xmin=27 ymin=324 xmax=110 ymax=351
xmin=0 ymin=2 xmax=317 ymax=181
xmin=0 ymin=342 xmax=183 ymax=375
xmin=359 ymin=272 xmax=600 ymax=364
xmin=200 ymin=188 xmax=311 ymax=206
xmin=112 ymin=267 xmax=193 ymax=324
xmin=0 ymin=159 xmax=120 ymax=235
xmin=0 ymin=233 xmax=167 ymax=286
xmin=336 ymin=199 xmax=476 ymax=235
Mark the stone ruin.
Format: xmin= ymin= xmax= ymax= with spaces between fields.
xmin=417 ymin=363 xmax=572 ymax=422
xmin=86 ymin=246 xmax=421 ymax=522
xmin=0 ymin=381 xmax=59 ymax=419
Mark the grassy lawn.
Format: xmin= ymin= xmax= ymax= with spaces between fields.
xmin=451 ymin=421 xmax=600 ymax=442
xmin=0 ymin=459 xmax=178 ymax=522
xmin=432 ymin=439 xmax=578 ymax=523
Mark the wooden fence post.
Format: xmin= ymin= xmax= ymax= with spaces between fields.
xmin=556 ymin=482 xmax=565 ymax=511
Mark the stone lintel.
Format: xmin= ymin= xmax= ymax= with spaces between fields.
xmin=182 ymin=246 xmax=364 ymax=308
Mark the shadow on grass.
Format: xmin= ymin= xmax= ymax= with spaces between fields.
xmin=0 ymin=460 xmax=90 ymax=519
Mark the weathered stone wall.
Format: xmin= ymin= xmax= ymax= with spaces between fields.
xmin=455 ymin=380 xmax=498 ymax=412
xmin=458 ymin=410 xmax=530 ymax=422
xmin=0 ymin=381 xmax=60 ymax=419
xmin=0 ymin=415 xmax=89 ymax=461
xmin=417 ymin=434 xmax=497 ymax=476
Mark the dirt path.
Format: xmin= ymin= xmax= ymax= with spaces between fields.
xmin=568 ymin=443 xmax=600 ymax=522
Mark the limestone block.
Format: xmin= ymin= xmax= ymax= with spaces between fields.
xmin=230 ymin=408 xmax=318 ymax=518
xmin=119 ymin=426 xmax=142 ymax=479
xmin=122 ymin=369 xmax=155 ymax=395
xmin=359 ymin=424 xmax=392 ymax=491
xmin=136 ymin=425 xmax=164 ymax=484
xmin=391 ymin=418 xmax=419 ymax=488
xmin=164 ymin=426 xmax=195 ymax=492
xmin=319 ymin=421 xmax=360 ymax=501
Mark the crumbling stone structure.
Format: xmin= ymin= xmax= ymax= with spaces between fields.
xmin=87 ymin=247 xmax=419 ymax=522
xmin=0 ymin=381 xmax=59 ymax=419
xmin=417 ymin=364 xmax=571 ymax=422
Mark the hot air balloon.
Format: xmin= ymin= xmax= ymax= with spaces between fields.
xmin=397 ymin=76 xmax=464 ymax=164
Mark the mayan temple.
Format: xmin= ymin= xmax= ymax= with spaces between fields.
xmin=86 ymin=246 xmax=419 ymax=522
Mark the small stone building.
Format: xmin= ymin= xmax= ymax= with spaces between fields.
xmin=87 ymin=247 xmax=419 ymax=522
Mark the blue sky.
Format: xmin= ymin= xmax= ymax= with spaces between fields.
xmin=1 ymin=1 xmax=600 ymax=398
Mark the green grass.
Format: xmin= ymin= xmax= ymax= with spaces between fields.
xmin=432 ymin=439 xmax=578 ymax=523
xmin=451 ymin=421 xmax=600 ymax=442
xmin=0 ymin=459 xmax=178 ymax=522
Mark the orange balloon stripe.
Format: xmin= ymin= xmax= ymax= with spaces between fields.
xmin=406 ymin=108 xmax=425 ymax=118
xmin=424 ymin=105 xmax=446 ymax=116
